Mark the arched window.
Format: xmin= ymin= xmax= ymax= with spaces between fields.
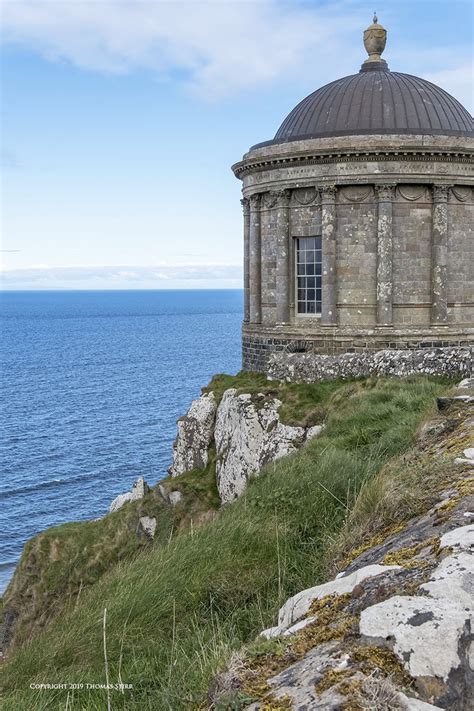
xmin=296 ymin=236 xmax=322 ymax=315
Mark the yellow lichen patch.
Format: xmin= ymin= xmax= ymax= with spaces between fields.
xmin=339 ymin=678 xmax=365 ymax=711
xmin=339 ymin=523 xmax=406 ymax=570
xmin=261 ymin=695 xmax=292 ymax=710
xmin=382 ymin=535 xmax=440 ymax=569
xmin=350 ymin=645 xmax=413 ymax=687
xmin=240 ymin=594 xmax=357 ymax=702
xmin=457 ymin=476 xmax=474 ymax=496
xmin=315 ymin=668 xmax=353 ymax=693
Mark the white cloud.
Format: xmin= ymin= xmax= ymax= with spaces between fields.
xmin=0 ymin=263 xmax=243 ymax=289
xmin=0 ymin=0 xmax=363 ymax=98
xmin=423 ymin=64 xmax=474 ymax=115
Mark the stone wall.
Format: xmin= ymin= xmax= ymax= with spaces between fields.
xmin=267 ymin=347 xmax=472 ymax=383
xmin=235 ymin=134 xmax=473 ymax=372
xmin=242 ymin=326 xmax=474 ymax=373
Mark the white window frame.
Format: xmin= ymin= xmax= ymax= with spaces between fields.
xmin=294 ymin=236 xmax=322 ymax=318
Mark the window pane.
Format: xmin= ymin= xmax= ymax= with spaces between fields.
xmin=295 ymin=235 xmax=322 ymax=316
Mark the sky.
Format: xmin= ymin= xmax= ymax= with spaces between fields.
xmin=1 ymin=0 xmax=473 ymax=290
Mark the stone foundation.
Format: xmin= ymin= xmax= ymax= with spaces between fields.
xmin=267 ymin=347 xmax=472 ymax=383
xmin=243 ymin=324 xmax=474 ymax=373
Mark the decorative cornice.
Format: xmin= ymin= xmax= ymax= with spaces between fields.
xmin=232 ymin=148 xmax=474 ymax=179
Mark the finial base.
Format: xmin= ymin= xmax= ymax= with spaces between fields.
xmin=360 ymin=58 xmax=389 ymax=72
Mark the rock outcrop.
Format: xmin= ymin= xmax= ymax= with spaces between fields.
xmin=109 ymin=477 xmax=150 ymax=513
xmin=268 ymin=347 xmax=472 ymax=383
xmin=213 ymin=381 xmax=474 ymax=710
xmin=169 ymin=387 xmax=324 ymax=504
xmin=168 ymin=392 xmax=217 ymax=477
xmin=215 ymin=389 xmax=308 ymax=503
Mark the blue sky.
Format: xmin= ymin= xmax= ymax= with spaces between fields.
xmin=1 ymin=0 xmax=473 ymax=290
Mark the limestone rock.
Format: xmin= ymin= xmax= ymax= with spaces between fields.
xmin=214 ymin=389 xmax=307 ymax=504
xmin=109 ymin=477 xmax=149 ymax=513
xmin=169 ymin=392 xmax=217 ymax=477
xmin=261 ymin=563 xmax=401 ymax=639
xmin=168 ymin=490 xmax=183 ymax=506
xmin=359 ymin=524 xmax=473 ymax=692
xmin=139 ymin=516 xmax=157 ymax=539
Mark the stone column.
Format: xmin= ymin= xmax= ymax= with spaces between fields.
xmin=249 ymin=193 xmax=262 ymax=324
xmin=431 ymin=185 xmax=450 ymax=324
xmin=241 ymin=197 xmax=250 ymax=323
xmin=376 ymin=184 xmax=395 ymax=325
xmin=321 ymin=185 xmax=337 ymax=324
xmin=275 ymin=189 xmax=291 ymax=324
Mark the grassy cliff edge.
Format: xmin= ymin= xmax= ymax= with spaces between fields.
xmin=0 ymin=375 xmax=452 ymax=709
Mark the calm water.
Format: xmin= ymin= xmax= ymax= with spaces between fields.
xmin=0 ymin=290 xmax=242 ymax=593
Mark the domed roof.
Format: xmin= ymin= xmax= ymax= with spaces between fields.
xmin=273 ymin=71 xmax=473 ymax=142
xmin=256 ymin=16 xmax=473 ymax=148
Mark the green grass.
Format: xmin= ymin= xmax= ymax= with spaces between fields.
xmin=205 ymin=371 xmax=343 ymax=426
xmin=0 ymin=376 xmax=447 ymax=710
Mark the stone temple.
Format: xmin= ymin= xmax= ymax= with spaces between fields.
xmin=232 ymin=17 xmax=473 ymax=373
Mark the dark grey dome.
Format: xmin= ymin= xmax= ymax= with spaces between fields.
xmin=267 ymin=71 xmax=473 ymax=146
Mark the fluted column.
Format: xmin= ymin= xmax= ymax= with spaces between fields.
xmin=431 ymin=185 xmax=450 ymax=324
xmin=249 ymin=193 xmax=262 ymax=324
xmin=241 ymin=197 xmax=250 ymax=323
xmin=275 ymin=188 xmax=291 ymax=324
xmin=321 ymin=185 xmax=337 ymax=324
xmin=376 ymin=184 xmax=395 ymax=325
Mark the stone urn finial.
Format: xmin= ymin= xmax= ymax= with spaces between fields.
xmin=361 ymin=14 xmax=389 ymax=71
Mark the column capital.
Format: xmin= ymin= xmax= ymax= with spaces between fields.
xmin=249 ymin=193 xmax=261 ymax=210
xmin=320 ymin=184 xmax=337 ymax=201
xmin=375 ymin=183 xmax=396 ymax=200
xmin=240 ymin=197 xmax=250 ymax=215
xmin=275 ymin=188 xmax=291 ymax=207
xmin=432 ymin=185 xmax=452 ymax=203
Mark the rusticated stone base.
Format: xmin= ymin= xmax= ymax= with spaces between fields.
xmin=267 ymin=348 xmax=472 ymax=383
xmin=242 ymin=324 xmax=474 ymax=373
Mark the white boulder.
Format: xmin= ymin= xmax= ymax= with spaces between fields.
xmin=169 ymin=392 xmax=217 ymax=477
xmin=109 ymin=477 xmax=149 ymax=513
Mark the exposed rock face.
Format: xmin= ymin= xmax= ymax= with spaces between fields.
xmin=262 ymin=563 xmax=402 ymax=639
xmin=214 ymin=389 xmax=308 ymax=504
xmin=214 ymin=387 xmax=474 ymax=710
xmin=360 ymin=525 xmax=474 ymax=684
xmin=169 ymin=392 xmax=217 ymax=477
xmin=169 ymin=387 xmax=325 ymax=504
xmin=109 ymin=477 xmax=149 ymax=513
xmin=268 ymin=347 xmax=472 ymax=383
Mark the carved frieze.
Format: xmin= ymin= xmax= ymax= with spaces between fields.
xmin=339 ymin=185 xmax=373 ymax=202
xmin=292 ymin=187 xmax=318 ymax=205
xmin=451 ymin=186 xmax=472 ymax=202
xmin=396 ymin=185 xmax=428 ymax=201
xmin=262 ymin=191 xmax=278 ymax=209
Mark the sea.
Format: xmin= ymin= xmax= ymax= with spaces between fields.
xmin=0 ymin=290 xmax=243 ymax=594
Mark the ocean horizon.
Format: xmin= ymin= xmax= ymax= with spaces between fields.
xmin=0 ymin=289 xmax=243 ymax=593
